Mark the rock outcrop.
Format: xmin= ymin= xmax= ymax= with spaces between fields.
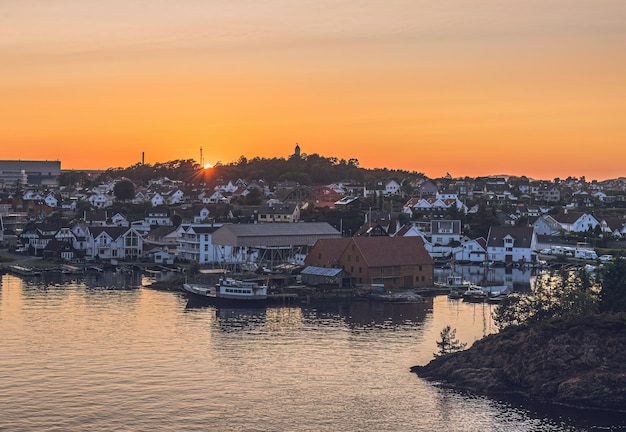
xmin=412 ymin=313 xmax=626 ymax=412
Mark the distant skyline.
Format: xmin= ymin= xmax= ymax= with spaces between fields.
xmin=2 ymin=1 xmax=625 ymax=180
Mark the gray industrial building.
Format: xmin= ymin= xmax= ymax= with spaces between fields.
xmin=211 ymin=222 xmax=341 ymax=269
xmin=0 ymin=160 xmax=61 ymax=186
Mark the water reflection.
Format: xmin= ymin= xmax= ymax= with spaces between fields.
xmin=436 ymin=264 xmax=541 ymax=292
xmin=5 ymin=270 xmax=143 ymax=290
xmin=4 ymin=274 xmax=625 ymax=431
xmin=184 ymin=298 xmax=435 ymax=332
xmin=305 ymin=299 xmax=433 ymax=328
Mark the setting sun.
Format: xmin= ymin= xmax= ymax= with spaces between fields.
xmin=204 ymin=164 xmax=213 ymax=169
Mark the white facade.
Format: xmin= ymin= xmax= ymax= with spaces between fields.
xmin=571 ymin=214 xmax=600 ymax=232
xmin=177 ymin=224 xmax=223 ymax=264
xmin=487 ymin=233 xmax=537 ymax=263
xmin=87 ymin=228 xmax=143 ymax=260
xmin=453 ymin=239 xmax=487 ymax=263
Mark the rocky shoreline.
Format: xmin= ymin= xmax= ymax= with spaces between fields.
xmin=411 ymin=313 xmax=626 ymax=412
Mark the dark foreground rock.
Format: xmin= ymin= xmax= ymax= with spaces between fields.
xmin=412 ymin=313 xmax=626 ymax=412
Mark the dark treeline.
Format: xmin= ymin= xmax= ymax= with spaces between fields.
xmin=78 ymin=154 xmax=424 ymax=187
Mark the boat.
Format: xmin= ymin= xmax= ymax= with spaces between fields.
xmin=487 ymin=293 xmax=508 ymax=303
xmin=444 ymin=275 xmax=474 ymax=299
xmin=464 ymin=284 xmax=510 ymax=303
xmin=61 ymin=264 xmax=83 ymax=275
xmin=8 ymin=265 xmax=42 ymax=277
xmin=462 ymin=286 xmax=489 ymax=302
xmin=444 ymin=274 xmax=473 ymax=290
xmin=182 ymin=277 xmax=268 ymax=307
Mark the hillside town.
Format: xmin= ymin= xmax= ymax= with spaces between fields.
xmin=1 ymin=153 xmax=625 ymax=291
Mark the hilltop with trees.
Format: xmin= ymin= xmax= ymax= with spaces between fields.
xmin=91 ymin=154 xmax=423 ymax=187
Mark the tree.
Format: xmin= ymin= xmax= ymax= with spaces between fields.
xmin=434 ymin=326 xmax=467 ymax=357
xmin=598 ymin=258 xmax=626 ymax=313
xmin=113 ymin=179 xmax=135 ymax=201
xmin=493 ymin=269 xmax=599 ymax=329
xmin=245 ymin=187 xmax=262 ymax=205
xmin=187 ymin=261 xmax=200 ymax=275
xmin=171 ymin=213 xmax=183 ymax=227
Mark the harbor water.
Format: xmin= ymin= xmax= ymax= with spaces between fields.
xmin=1 ymin=273 xmax=624 ymax=431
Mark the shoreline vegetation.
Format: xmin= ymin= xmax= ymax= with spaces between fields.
xmin=413 ymin=261 xmax=626 ymax=413
xmin=412 ymin=313 xmax=626 ymax=412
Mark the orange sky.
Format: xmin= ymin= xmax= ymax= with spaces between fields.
xmin=1 ymin=1 xmax=625 ymax=180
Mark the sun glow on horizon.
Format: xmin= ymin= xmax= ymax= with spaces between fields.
xmin=1 ymin=1 xmax=625 ymax=181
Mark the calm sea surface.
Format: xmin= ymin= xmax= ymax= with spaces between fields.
xmin=1 ymin=273 xmax=624 ymax=431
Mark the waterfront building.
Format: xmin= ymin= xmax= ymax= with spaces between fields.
xmin=0 ymin=160 xmax=61 ymax=186
xmin=486 ymin=226 xmax=537 ymax=264
xmin=306 ymin=236 xmax=434 ymax=288
xmin=176 ymin=223 xmax=223 ymax=264
xmin=212 ymin=222 xmax=340 ymax=269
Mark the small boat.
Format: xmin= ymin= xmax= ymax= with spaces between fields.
xmin=462 ymin=286 xmax=489 ymax=302
xmin=86 ymin=266 xmax=104 ymax=273
xmin=444 ymin=275 xmax=473 ymax=290
xmin=182 ymin=277 xmax=268 ymax=307
xmin=447 ymin=290 xmax=464 ymax=299
xmin=61 ymin=264 xmax=83 ymax=275
xmin=487 ymin=293 xmax=508 ymax=303
xmin=8 ymin=265 xmax=42 ymax=277
xmin=444 ymin=275 xmax=474 ymax=299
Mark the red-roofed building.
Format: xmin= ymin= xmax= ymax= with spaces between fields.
xmin=305 ymin=236 xmax=433 ymax=288
xmin=305 ymin=238 xmax=351 ymax=268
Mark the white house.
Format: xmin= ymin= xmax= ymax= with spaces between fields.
xmin=403 ymin=197 xmax=467 ymax=216
xmin=44 ymin=193 xmax=58 ymax=208
xmin=87 ymin=227 xmax=143 ymax=260
xmin=177 ymin=223 xmax=224 ymax=264
xmin=602 ymin=218 xmax=626 ymax=238
xmin=453 ymin=237 xmax=487 ymax=263
xmin=486 ymin=226 xmax=537 ymax=264
xmin=384 ymin=180 xmax=401 ymax=196
xmin=165 ymin=189 xmax=185 ymax=205
xmin=551 ymin=211 xmax=600 ymax=233
xmin=194 ymin=207 xmax=211 ymax=223
xmin=23 ymin=190 xmax=44 ymax=201
xmin=110 ymin=212 xmax=129 ymax=227
xmin=88 ymin=193 xmax=113 ymax=209
xmin=395 ymin=222 xmax=429 ymax=241
xmin=146 ymin=207 xmax=173 ymax=226
xmin=533 ymin=215 xmax=562 ymax=236
xmin=430 ymin=220 xmax=462 ymax=246
xmin=218 ymin=180 xmax=239 ymax=194
xmin=133 ymin=191 xmax=149 ymax=204
xmin=203 ymin=191 xmax=229 ymax=204
xmin=150 ymin=193 xmax=165 ymax=207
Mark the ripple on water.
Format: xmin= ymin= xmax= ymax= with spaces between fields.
xmin=1 ymin=275 xmax=625 ymax=431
